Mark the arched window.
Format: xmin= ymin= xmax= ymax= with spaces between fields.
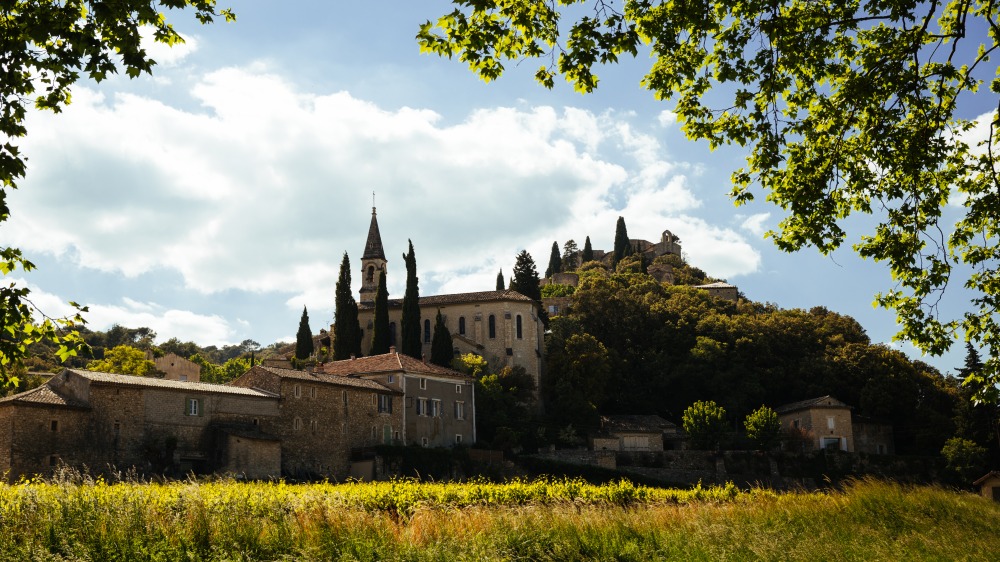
xmin=389 ymin=322 xmax=397 ymax=347
xmin=488 ymin=314 xmax=496 ymax=339
xmin=424 ymin=319 xmax=431 ymax=343
xmin=516 ymin=314 xmax=523 ymax=339
xmin=458 ymin=316 xmax=466 ymax=335
xmin=366 ymin=265 xmax=375 ymax=282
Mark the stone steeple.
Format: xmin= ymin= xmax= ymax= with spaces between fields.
xmin=359 ymin=207 xmax=387 ymax=304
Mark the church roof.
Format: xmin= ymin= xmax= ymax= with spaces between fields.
xmin=362 ymin=207 xmax=386 ymax=260
xmin=318 ymin=351 xmax=472 ymax=380
xmin=358 ymin=289 xmax=534 ymax=310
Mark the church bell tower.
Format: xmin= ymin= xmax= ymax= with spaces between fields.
xmin=359 ymin=206 xmax=387 ymax=304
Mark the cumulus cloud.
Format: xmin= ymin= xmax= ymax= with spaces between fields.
xmin=739 ymin=213 xmax=771 ymax=237
xmin=7 ymin=279 xmax=236 ymax=346
xmin=140 ymin=26 xmax=200 ymax=68
xmin=9 ymin=64 xmax=761 ymax=308
xmin=657 ymin=110 xmax=678 ymax=127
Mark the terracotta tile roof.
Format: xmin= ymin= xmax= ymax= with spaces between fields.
xmin=358 ymin=289 xmax=534 ymax=310
xmin=66 ymin=369 xmax=274 ymax=398
xmin=0 ymin=384 xmax=89 ymax=409
xmin=774 ymin=395 xmax=850 ymax=414
xmin=253 ymin=365 xmax=400 ymax=393
xmin=317 ymin=352 xmax=472 ymax=381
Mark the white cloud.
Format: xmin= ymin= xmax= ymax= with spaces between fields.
xmin=9 ymin=64 xmax=762 ymax=308
xmin=140 ymin=26 xmax=200 ymax=68
xmin=657 ymin=110 xmax=678 ymax=127
xmin=739 ymin=213 xmax=771 ymax=237
xmin=6 ymin=279 xmax=236 ymax=346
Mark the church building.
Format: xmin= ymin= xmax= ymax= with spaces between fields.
xmin=353 ymin=208 xmax=545 ymax=392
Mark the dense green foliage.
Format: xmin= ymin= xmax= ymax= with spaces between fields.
xmin=612 ymin=216 xmax=630 ymax=266
xmin=682 ymin=400 xmax=729 ymax=450
xmin=0 ymin=478 xmax=997 ymax=561
xmin=369 ymin=270 xmax=390 ymax=356
xmin=543 ymin=267 xmax=964 ymax=455
xmin=294 ymin=306 xmax=313 ymax=361
xmin=581 ymin=236 xmax=594 ymax=263
xmin=540 ymin=283 xmax=575 ymax=298
xmin=744 ymin=405 xmax=782 ymax=451
xmin=511 ymin=250 xmax=547 ymax=327
xmin=417 ymin=0 xmax=1000 ymax=400
xmin=0 ymin=1 xmax=235 ymax=388
xmin=545 ymin=241 xmax=562 ymax=277
xmin=562 ymin=239 xmax=579 ymax=271
xmin=430 ymin=309 xmax=453 ymax=367
xmin=85 ymin=345 xmax=157 ymax=377
xmin=333 ymin=252 xmax=361 ymax=360
xmin=400 ymin=240 xmax=422 ymax=359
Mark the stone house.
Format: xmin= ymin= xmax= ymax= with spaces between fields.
xmin=229 ymin=365 xmax=403 ymax=478
xmin=694 ymin=282 xmax=739 ymax=302
xmin=353 ymin=207 xmax=544 ymax=390
xmin=318 ymin=350 xmax=476 ymax=448
xmin=153 ymin=352 xmax=201 ymax=382
xmin=974 ymin=471 xmax=1000 ymax=501
xmin=777 ymin=396 xmax=856 ymax=452
xmin=592 ymin=415 xmax=685 ymax=452
xmin=0 ymin=369 xmax=281 ymax=481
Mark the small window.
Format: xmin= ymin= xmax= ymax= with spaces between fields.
xmin=310 ymin=419 xmax=318 ymax=434
xmin=293 ymin=384 xmax=301 ymax=398
xmin=342 ymin=422 xmax=347 ymax=435
xmin=792 ymin=419 xmax=800 ymax=429
xmin=458 ymin=316 xmax=466 ymax=336
xmin=394 ymin=431 xmax=400 ymax=440
xmin=367 ymin=265 xmax=375 ymax=282
xmin=186 ymin=398 xmax=201 ymax=416
xmin=50 ymin=420 xmax=58 ymax=432
xmin=455 ymin=434 xmax=463 ymax=445
xmin=293 ymin=417 xmax=303 ymax=431
xmin=417 ymin=398 xmax=429 ymax=416
xmin=454 ymin=401 xmax=465 ymax=420
xmin=424 ymin=319 xmax=432 ymax=343
xmin=420 ymin=378 xmax=427 ymax=390
xmin=179 ymin=375 xmax=187 ymax=382
xmin=421 ymin=437 xmax=429 ymax=447
xmin=372 ymin=426 xmax=377 ymax=439
xmin=113 ymin=421 xmax=121 ymax=434
xmin=252 ymin=418 xmax=259 ymax=427
xmin=827 ymin=416 xmax=835 ymax=430
xmin=456 ymin=384 xmax=462 ymax=394
xmin=432 ymin=399 xmax=442 ymax=418
xmin=387 ymin=374 xmax=395 ymax=383
xmin=516 ymin=314 xmax=523 ymax=339
xmin=378 ymin=395 xmax=393 ymax=414
xmin=488 ymin=314 xmax=496 ymax=339
xmin=310 ymin=387 xmax=317 ymax=399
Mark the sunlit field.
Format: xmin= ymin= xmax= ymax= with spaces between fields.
xmin=0 ymin=476 xmax=996 ymax=561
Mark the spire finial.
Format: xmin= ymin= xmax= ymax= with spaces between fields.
xmin=372 ymin=191 xmax=376 ymax=213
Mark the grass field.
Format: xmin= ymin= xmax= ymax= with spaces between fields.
xmin=0 ymin=476 xmax=997 ymax=561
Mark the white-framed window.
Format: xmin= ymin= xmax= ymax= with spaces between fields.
xmin=310 ymin=387 xmax=317 ymax=399
xmin=827 ymin=416 xmax=835 ymax=430
xmin=186 ymin=398 xmax=201 ymax=416
xmin=293 ymin=417 xmax=303 ymax=431
xmin=416 ymin=398 xmax=429 ymax=416
xmin=387 ymin=374 xmax=395 ymax=383
xmin=310 ymin=419 xmax=318 ymax=433
xmin=432 ymin=399 xmax=442 ymax=418
xmin=454 ymin=401 xmax=465 ymax=420
xmin=455 ymin=434 xmax=463 ymax=445
xmin=456 ymin=384 xmax=462 ymax=394
xmin=419 ymin=377 xmax=427 ymax=390
xmin=293 ymin=384 xmax=301 ymax=398
xmin=378 ymin=394 xmax=393 ymax=413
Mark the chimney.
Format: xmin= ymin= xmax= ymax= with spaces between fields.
xmin=422 ymin=354 xmax=427 ymax=363
xmin=350 ymin=354 xmax=356 ymax=360
xmin=389 ymin=345 xmax=396 ymax=354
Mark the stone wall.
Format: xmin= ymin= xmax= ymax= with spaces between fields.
xmin=403 ymin=374 xmax=475 ymax=448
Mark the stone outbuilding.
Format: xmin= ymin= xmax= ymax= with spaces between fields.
xmin=974 ymin=471 xmax=1000 ymax=501
xmin=776 ymin=396 xmax=855 ymax=452
xmin=152 ymin=352 xmax=201 ymax=382
xmin=592 ymin=415 xmax=685 ymax=452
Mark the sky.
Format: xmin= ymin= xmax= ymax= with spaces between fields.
xmin=6 ymin=0 xmax=993 ymax=373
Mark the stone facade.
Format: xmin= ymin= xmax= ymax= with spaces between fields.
xmin=776 ymin=396 xmax=856 ymax=452
xmin=591 ymin=415 xmax=685 ymax=452
xmin=0 ymin=369 xmax=280 ymax=480
xmin=974 ymin=471 xmax=1000 ymax=501
xmin=153 ymin=352 xmax=201 ymax=382
xmin=694 ymin=282 xmax=739 ymax=302
xmin=230 ymin=365 xmax=403 ymax=478
xmin=318 ymin=351 xmax=476 ymax=448
xmin=852 ymin=416 xmax=895 ymax=456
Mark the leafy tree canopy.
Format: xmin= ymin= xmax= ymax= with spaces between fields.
xmin=744 ymin=405 xmax=781 ymax=451
xmin=1 ymin=1 xmax=234 ymax=387
xmin=682 ymin=400 xmax=728 ymax=450
xmin=418 ymin=0 xmax=1000 ymax=400
xmin=87 ymin=345 xmax=157 ymax=377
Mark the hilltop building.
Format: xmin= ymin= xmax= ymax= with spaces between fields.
xmin=352 ymin=208 xmax=545 ymax=391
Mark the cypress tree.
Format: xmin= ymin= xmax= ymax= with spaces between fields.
xmin=511 ymin=250 xmax=547 ymax=327
xmin=545 ymin=241 xmax=562 ymax=278
xmin=582 ymin=236 xmax=594 ymax=262
xmin=400 ymin=240 xmax=422 ymax=359
xmin=369 ymin=269 xmax=390 ymax=355
xmin=430 ymin=309 xmax=454 ymax=367
xmin=562 ymin=239 xmax=579 ymax=271
xmin=294 ymin=306 xmax=314 ymax=362
xmin=496 ymin=269 xmax=505 ymax=291
xmin=613 ymin=216 xmax=631 ymax=265
xmin=333 ymin=252 xmax=361 ymax=360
